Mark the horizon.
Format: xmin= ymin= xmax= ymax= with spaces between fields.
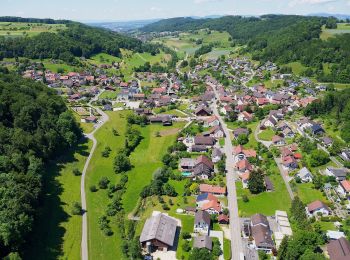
xmin=2 ymin=0 xmax=350 ymax=22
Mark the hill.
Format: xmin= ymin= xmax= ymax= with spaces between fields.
xmin=0 ymin=17 xmax=159 ymax=63
xmin=142 ymin=15 xmax=350 ymax=83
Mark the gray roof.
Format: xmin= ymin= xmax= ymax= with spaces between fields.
xmin=195 ymin=210 xmax=211 ymax=226
xmin=193 ymin=235 xmax=212 ymax=250
xmin=140 ymin=213 xmax=177 ymax=246
xmin=297 ymin=167 xmax=312 ymax=178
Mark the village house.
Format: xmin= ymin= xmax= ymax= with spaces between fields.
xmin=327 ymin=237 xmax=350 ymax=260
xmin=193 ymin=236 xmax=212 ymax=251
xmin=193 ymin=210 xmax=211 ymax=235
xmin=307 ymin=200 xmax=331 ymax=217
xmin=233 ymin=128 xmax=249 ymax=139
xmin=325 ymin=167 xmax=348 ymax=181
xmin=238 ymin=111 xmax=253 ymax=122
xmin=235 ymin=159 xmax=253 ymax=173
xmin=212 ymin=148 xmax=223 ymax=163
xmin=337 ymin=180 xmax=350 ymax=198
xmin=296 ymin=167 xmax=313 ymax=183
xmin=233 ymin=145 xmax=257 ymax=161
xmin=195 ymin=105 xmax=212 ymax=116
xmin=203 ymin=115 xmax=220 ymax=128
xmin=202 ymin=125 xmax=225 ymax=139
xmin=272 ymin=135 xmax=285 ymax=146
xmin=199 ymin=184 xmax=226 ymax=196
xmin=193 ymin=136 xmax=215 ymax=147
xmin=250 ymin=214 xmax=275 ymax=252
xmin=139 ymin=212 xmax=178 ymax=253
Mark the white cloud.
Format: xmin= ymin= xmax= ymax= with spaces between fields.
xmin=150 ymin=6 xmax=162 ymax=12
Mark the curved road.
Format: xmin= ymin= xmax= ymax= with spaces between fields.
xmin=81 ymin=91 xmax=109 ymax=260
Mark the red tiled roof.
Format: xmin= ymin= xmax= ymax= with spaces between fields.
xmin=341 ymin=180 xmax=350 ymax=193
xmin=199 ymin=184 xmax=226 ymax=195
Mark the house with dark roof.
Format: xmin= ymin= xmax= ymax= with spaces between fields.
xmin=327 ymin=237 xmax=350 ymax=260
xmin=194 ymin=235 xmax=212 ymax=250
xmin=195 ymin=106 xmax=212 ymax=116
xmin=325 ymin=167 xmax=348 ymax=181
xmin=233 ymin=128 xmax=249 ymax=139
xmin=250 ymin=214 xmax=274 ymax=252
xmin=194 ymin=136 xmax=215 ymax=147
xmin=194 ymin=210 xmax=211 ymax=235
xmin=140 ymin=212 xmax=178 ymax=253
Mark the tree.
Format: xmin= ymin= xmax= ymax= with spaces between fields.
xmin=189 ymin=248 xmax=213 ymax=260
xmin=182 ymin=240 xmax=191 ymax=252
xmin=310 ymin=150 xmax=330 ymax=167
xmin=99 ymin=177 xmax=110 ymax=189
xmin=277 ymin=236 xmax=289 ymax=260
xmin=236 ymin=134 xmax=249 ymax=145
xmin=73 ymin=168 xmax=81 ymax=176
xmin=114 ymin=150 xmax=132 ymax=173
xmin=290 ymin=196 xmax=309 ymax=229
xmin=248 ymin=169 xmax=265 ymax=194
xmin=71 ymin=202 xmax=82 ymax=215
xmin=163 ymin=183 xmax=177 ymax=197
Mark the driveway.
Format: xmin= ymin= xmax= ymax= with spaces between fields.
xmin=209 ymin=230 xmax=224 ymax=260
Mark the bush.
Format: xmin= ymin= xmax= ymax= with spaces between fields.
xmin=242 ymin=195 xmax=249 ymax=203
xmin=73 ymin=168 xmax=81 ymax=176
xmin=162 ymin=203 xmax=170 ymax=210
xmin=182 ymin=232 xmax=191 ymax=239
xmin=90 ymin=185 xmax=97 ymax=192
xmin=103 ymin=227 xmax=113 ymax=236
xmin=71 ymin=202 xmax=82 ymax=215
xmin=182 ymin=240 xmax=191 ymax=252
xmin=99 ymin=177 xmax=110 ymax=189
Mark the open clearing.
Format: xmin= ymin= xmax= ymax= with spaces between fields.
xmin=320 ymin=23 xmax=350 ymax=40
xmin=0 ymin=22 xmax=66 ymax=37
xmin=85 ymin=111 xmax=184 ymax=259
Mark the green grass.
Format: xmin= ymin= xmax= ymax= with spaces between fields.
xmin=72 ymin=111 xmax=95 ymax=134
xmin=321 ymin=23 xmax=350 ymax=40
xmin=99 ymin=90 xmax=119 ymax=100
xmin=122 ymin=122 xmax=185 ymax=214
xmin=25 ymin=140 xmax=92 ymax=259
xmin=0 ymin=22 xmax=66 ymax=37
xmin=283 ymin=62 xmax=307 ymax=75
xmin=315 ymin=221 xmax=336 ymax=232
xmin=88 ymin=53 xmax=121 ymax=65
xmin=42 ymin=60 xmax=78 ymax=73
xmin=237 ymin=172 xmax=291 ymax=217
xmin=294 ymin=183 xmax=327 ymax=204
xmin=86 ymin=111 xmax=184 ymax=259
xmin=258 ymin=128 xmax=275 ymax=141
xmin=86 ymin=111 xmax=129 ymax=260
xmin=224 ymin=238 xmax=232 ymax=260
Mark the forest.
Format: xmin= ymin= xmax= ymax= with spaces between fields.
xmin=304 ymin=88 xmax=350 ymax=142
xmin=0 ymin=69 xmax=82 ymax=257
xmin=142 ymin=15 xmax=350 ymax=83
xmin=0 ymin=20 xmax=160 ymax=63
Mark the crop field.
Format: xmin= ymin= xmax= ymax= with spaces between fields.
xmin=320 ymin=23 xmax=350 ymax=40
xmin=0 ymin=22 xmax=66 ymax=37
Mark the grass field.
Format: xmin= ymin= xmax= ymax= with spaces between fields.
xmin=85 ymin=111 xmax=184 ymax=259
xmin=283 ymin=61 xmax=307 ymax=75
xmin=0 ymin=22 xmax=66 ymax=37
xmin=88 ymin=53 xmax=121 ymax=65
xmin=25 ymin=140 xmax=92 ymax=259
xmin=237 ymin=171 xmax=291 ymax=217
xmin=320 ymin=23 xmax=350 ymax=40
xmin=258 ymin=128 xmax=275 ymax=141
xmin=294 ymin=182 xmax=327 ymax=205
xmin=99 ymin=90 xmax=119 ymax=100
xmin=72 ymin=111 xmax=95 ymax=134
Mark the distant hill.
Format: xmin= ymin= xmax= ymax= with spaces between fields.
xmin=141 ymin=15 xmax=350 ymax=83
xmin=309 ymin=13 xmax=350 ymax=20
xmin=0 ymin=16 xmax=159 ymax=62
xmin=88 ymin=19 xmax=161 ymax=32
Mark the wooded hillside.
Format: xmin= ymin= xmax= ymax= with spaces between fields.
xmin=0 ymin=69 xmax=82 ymax=257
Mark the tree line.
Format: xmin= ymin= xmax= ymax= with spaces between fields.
xmin=0 ymin=70 xmax=82 ymax=258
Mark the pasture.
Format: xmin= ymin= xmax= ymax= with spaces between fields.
xmin=0 ymin=22 xmax=66 ymax=37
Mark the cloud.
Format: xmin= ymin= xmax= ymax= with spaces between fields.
xmin=150 ymin=6 xmax=162 ymax=12
xmin=289 ymin=0 xmax=336 ymax=7
xmin=194 ymin=0 xmax=223 ymax=4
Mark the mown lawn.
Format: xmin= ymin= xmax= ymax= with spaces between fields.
xmin=122 ymin=122 xmax=184 ymax=214
xmin=294 ymin=182 xmax=328 ymax=205
xmin=258 ymin=128 xmax=275 ymax=141
xmin=88 ymin=53 xmax=121 ymax=65
xmin=99 ymin=90 xmax=119 ymax=100
xmin=224 ymin=238 xmax=232 ymax=260
xmin=25 ymin=140 xmax=92 ymax=259
xmin=237 ymin=172 xmax=291 ymax=217
xmin=86 ymin=111 xmax=129 ymax=260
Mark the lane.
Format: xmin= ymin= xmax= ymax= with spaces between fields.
xmin=81 ymin=91 xmax=109 ymax=260
xmin=210 ymin=83 xmax=243 ymax=260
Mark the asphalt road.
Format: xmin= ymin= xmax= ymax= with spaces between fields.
xmin=210 ymin=83 xmax=243 ymax=260
xmin=81 ymin=91 xmax=109 ymax=260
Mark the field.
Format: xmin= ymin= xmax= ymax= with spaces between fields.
xmin=0 ymin=22 xmax=66 ymax=37
xmin=85 ymin=111 xmax=184 ymax=259
xmin=25 ymin=140 xmax=92 ymax=259
xmin=88 ymin=53 xmax=121 ymax=65
xmin=320 ymin=23 xmax=350 ymax=40
xmin=258 ymin=128 xmax=275 ymax=141
xmin=283 ymin=61 xmax=307 ymax=75
xmin=237 ymin=170 xmax=291 ymax=217
xmin=153 ymin=30 xmax=233 ymax=57
xmin=294 ymin=182 xmax=327 ymax=205
xmin=99 ymin=90 xmax=120 ymax=100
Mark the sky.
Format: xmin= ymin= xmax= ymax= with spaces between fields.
xmin=2 ymin=0 xmax=350 ymax=21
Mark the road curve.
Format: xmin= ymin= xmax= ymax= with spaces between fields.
xmin=81 ymin=92 xmax=109 ymax=260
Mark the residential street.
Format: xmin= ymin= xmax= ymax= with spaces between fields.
xmin=210 ymin=83 xmax=243 ymax=260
